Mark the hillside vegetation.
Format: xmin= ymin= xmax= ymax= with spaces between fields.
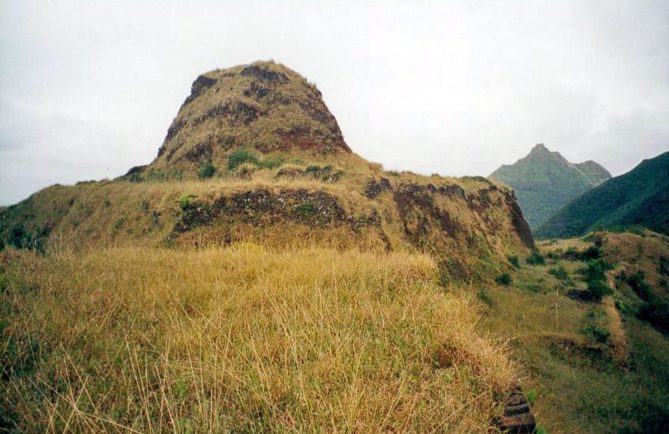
xmin=479 ymin=231 xmax=669 ymax=433
xmin=536 ymin=151 xmax=669 ymax=239
xmin=0 ymin=61 xmax=542 ymax=432
xmin=131 ymin=60 xmax=354 ymax=180
xmin=0 ymin=246 xmax=515 ymax=433
xmin=489 ymin=144 xmax=611 ymax=229
xmin=0 ymin=61 xmax=535 ymax=280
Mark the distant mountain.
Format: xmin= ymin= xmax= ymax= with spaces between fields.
xmin=489 ymin=144 xmax=611 ymax=229
xmin=536 ymin=151 xmax=669 ymax=238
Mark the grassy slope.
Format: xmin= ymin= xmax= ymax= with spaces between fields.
xmin=479 ymin=233 xmax=669 ymax=433
xmin=146 ymin=60 xmax=352 ymax=178
xmin=536 ymin=151 xmax=669 ymax=239
xmin=0 ymin=160 xmax=530 ymax=281
xmin=0 ymin=246 xmax=514 ymax=433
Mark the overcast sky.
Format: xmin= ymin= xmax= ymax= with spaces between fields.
xmin=1 ymin=0 xmax=667 ymax=205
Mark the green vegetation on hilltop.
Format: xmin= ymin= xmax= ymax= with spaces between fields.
xmin=536 ymin=151 xmax=669 ymax=239
xmin=489 ymin=144 xmax=611 ymax=229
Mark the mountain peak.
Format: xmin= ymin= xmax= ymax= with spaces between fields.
xmin=530 ymin=143 xmax=549 ymax=154
xmin=489 ymin=144 xmax=611 ymax=228
xmin=135 ymin=60 xmax=353 ymax=177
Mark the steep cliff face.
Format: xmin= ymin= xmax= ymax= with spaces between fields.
xmin=0 ymin=61 xmax=534 ymax=279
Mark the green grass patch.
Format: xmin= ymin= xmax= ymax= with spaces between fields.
xmin=197 ymin=163 xmax=216 ymax=179
xmin=228 ymin=149 xmax=259 ymax=170
xmin=507 ymin=255 xmax=520 ymax=268
xmin=495 ymin=273 xmax=512 ymax=286
xmin=526 ymin=251 xmax=545 ymax=266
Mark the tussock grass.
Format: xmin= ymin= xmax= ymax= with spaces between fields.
xmin=1 ymin=247 xmax=514 ymax=432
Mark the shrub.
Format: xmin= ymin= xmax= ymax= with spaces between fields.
xmin=546 ymin=251 xmax=560 ymax=260
xmin=113 ymin=215 xmax=128 ymax=231
xmin=625 ymin=271 xmax=653 ymax=301
xmin=305 ymin=165 xmax=344 ymax=182
xmin=586 ymin=279 xmax=613 ymax=301
xmin=526 ymin=251 xmax=545 ymax=266
xmin=197 ymin=163 xmax=216 ymax=179
xmin=563 ymin=245 xmax=601 ymax=261
xmin=127 ymin=173 xmax=143 ymax=183
xmin=580 ymin=258 xmax=614 ymax=282
xmin=582 ymin=245 xmax=602 ymax=260
xmin=578 ymin=259 xmax=614 ymax=301
xmin=179 ymin=194 xmax=196 ymax=210
xmin=583 ymin=310 xmax=610 ymax=343
xmin=228 ymin=149 xmax=259 ymax=170
xmin=9 ymin=224 xmax=32 ymax=249
xmin=562 ymin=247 xmax=581 ymax=261
xmin=507 ymin=255 xmax=520 ymax=268
xmin=615 ymin=299 xmax=629 ymax=314
xmin=495 ymin=273 xmax=512 ymax=286
xmin=257 ymin=156 xmax=284 ymax=169
xmin=638 ymin=301 xmax=669 ymax=335
xmin=548 ymin=265 xmax=570 ymax=281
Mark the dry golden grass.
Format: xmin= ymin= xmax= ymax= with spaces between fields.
xmin=1 ymin=161 xmax=530 ymax=285
xmin=601 ymin=230 xmax=669 ymax=297
xmin=601 ymin=296 xmax=628 ymax=366
xmin=1 ymin=246 xmax=515 ymax=433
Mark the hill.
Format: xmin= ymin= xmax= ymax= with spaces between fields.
xmin=536 ymin=151 xmax=669 ymax=238
xmin=0 ymin=61 xmax=544 ymax=432
xmin=479 ymin=231 xmax=669 ymax=432
xmin=127 ymin=61 xmax=355 ymax=180
xmin=0 ymin=61 xmax=534 ymax=279
xmin=489 ymin=143 xmax=611 ymax=229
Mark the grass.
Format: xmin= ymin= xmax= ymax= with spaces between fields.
xmin=481 ymin=233 xmax=669 ymax=433
xmin=526 ymin=251 xmax=546 ymax=266
xmin=507 ymin=255 xmax=521 ymax=268
xmin=495 ymin=273 xmax=512 ymax=286
xmin=0 ymin=246 xmax=515 ymax=433
xmin=0 ymin=158 xmax=533 ymax=283
xmin=197 ymin=162 xmax=216 ymax=179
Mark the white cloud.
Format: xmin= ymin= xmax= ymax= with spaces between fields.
xmin=1 ymin=0 xmax=667 ymax=204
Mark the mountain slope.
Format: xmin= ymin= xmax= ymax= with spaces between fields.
xmin=0 ymin=61 xmax=535 ymax=279
xmin=489 ymin=144 xmax=611 ymax=229
xmin=536 ymin=151 xmax=669 ymax=238
xmin=128 ymin=60 xmax=355 ymax=179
